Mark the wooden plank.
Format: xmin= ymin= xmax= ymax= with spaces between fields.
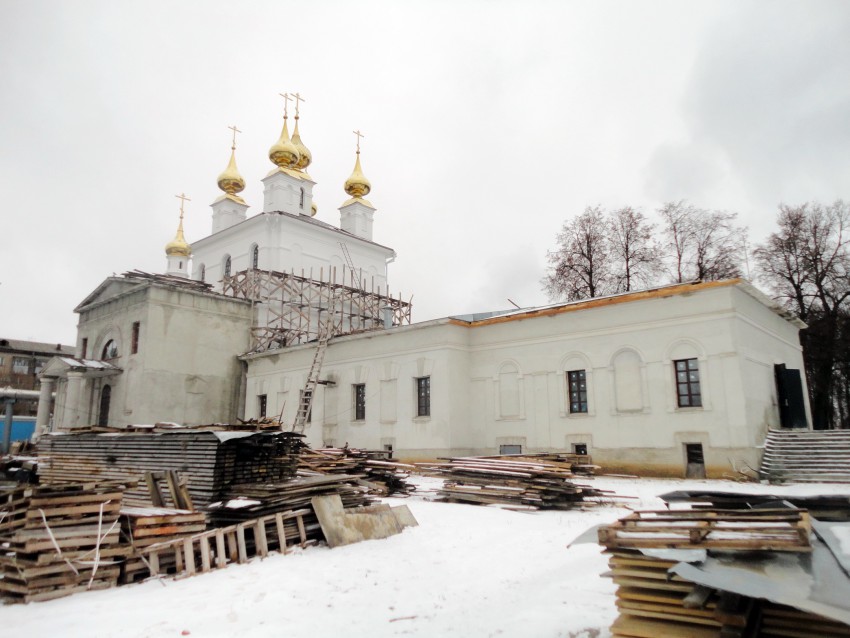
xmin=183 ymin=538 xmax=195 ymax=575
xmin=236 ymin=525 xmax=248 ymax=564
xmin=200 ymin=536 xmax=211 ymax=572
xmin=255 ymin=521 xmax=268 ymax=558
xmin=275 ymin=513 xmax=288 ymax=554
xmin=215 ymin=530 xmax=227 ymax=568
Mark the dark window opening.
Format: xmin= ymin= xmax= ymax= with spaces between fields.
xmin=567 ymin=369 xmax=588 ymax=413
xmin=353 ymin=384 xmax=366 ymax=421
xmin=299 ymin=390 xmax=312 ymax=423
xmin=199 ymin=264 xmax=206 ymax=282
xmin=258 ymin=394 xmax=267 ymax=418
xmin=383 ymin=443 xmax=394 ymax=459
xmin=416 ymin=376 xmax=430 ymax=417
xmin=101 ymin=339 xmax=118 ymax=360
xmin=572 ymin=443 xmax=588 ymax=456
xmin=675 ymin=358 xmax=702 ymax=407
xmin=81 ymin=338 xmax=88 ymax=359
xmin=224 ymin=256 xmax=232 ymax=277
xmin=252 ymin=245 xmax=259 ymax=270
xmin=685 ymin=443 xmax=706 ymax=479
xmin=131 ymin=322 xmax=140 ymax=355
xmin=98 ymin=385 xmax=111 ymax=427
xmin=499 ymin=444 xmax=522 ymax=455
xmin=300 ymin=188 xmax=305 ymax=209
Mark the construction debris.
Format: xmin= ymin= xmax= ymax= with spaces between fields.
xmin=418 ymin=455 xmax=615 ymax=509
xmin=311 ymin=493 xmax=418 ymax=548
xmin=37 ymin=430 xmax=307 ymax=507
xmin=0 ymin=483 xmax=131 ymax=603
xmin=598 ymin=499 xmax=850 ymax=637
xmin=299 ymin=447 xmax=416 ymax=495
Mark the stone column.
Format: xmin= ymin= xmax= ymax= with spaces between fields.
xmin=33 ymin=377 xmax=56 ymax=442
xmin=64 ymin=371 xmax=86 ymax=430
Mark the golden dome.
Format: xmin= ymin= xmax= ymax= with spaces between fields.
xmin=311 ymin=201 xmax=318 ymax=217
xmin=291 ymin=118 xmax=312 ymax=171
xmin=269 ymin=118 xmax=300 ymax=169
xmin=217 ymin=147 xmax=245 ymax=195
xmin=165 ymin=216 xmax=191 ymax=258
xmin=344 ymin=152 xmax=371 ymax=198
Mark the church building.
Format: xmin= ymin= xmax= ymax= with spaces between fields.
xmin=35 ymin=95 xmax=811 ymax=478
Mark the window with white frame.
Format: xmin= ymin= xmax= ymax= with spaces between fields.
xmin=353 ymin=384 xmax=366 ymax=420
xmin=415 ymin=376 xmax=430 ymax=417
xmin=567 ymin=369 xmax=588 ymax=413
xmin=675 ymin=358 xmax=702 ymax=407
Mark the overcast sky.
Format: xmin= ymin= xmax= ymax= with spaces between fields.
xmin=2 ymin=0 xmax=849 ymax=346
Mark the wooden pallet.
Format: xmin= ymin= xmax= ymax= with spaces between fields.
xmin=140 ymin=508 xmax=315 ymax=580
xmin=598 ymin=509 xmax=811 ymax=552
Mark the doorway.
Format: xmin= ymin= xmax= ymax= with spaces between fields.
xmin=684 ymin=443 xmax=705 ymax=479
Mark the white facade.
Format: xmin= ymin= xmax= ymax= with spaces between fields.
xmin=243 ymin=280 xmax=809 ymax=477
xmin=40 ymin=277 xmax=252 ymax=431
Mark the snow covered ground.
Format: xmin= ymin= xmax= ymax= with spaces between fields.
xmin=2 ymin=476 xmax=849 ymax=638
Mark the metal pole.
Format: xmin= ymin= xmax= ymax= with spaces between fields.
xmin=2 ymin=399 xmax=14 ymax=455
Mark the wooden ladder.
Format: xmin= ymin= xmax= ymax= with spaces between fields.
xmin=292 ymin=335 xmax=330 ymax=434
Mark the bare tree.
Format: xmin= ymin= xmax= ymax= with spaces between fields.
xmin=754 ymin=201 xmax=850 ymax=429
xmin=543 ymin=206 xmax=612 ymax=301
xmin=659 ymin=201 xmax=747 ymax=282
xmin=608 ymin=206 xmax=661 ymax=292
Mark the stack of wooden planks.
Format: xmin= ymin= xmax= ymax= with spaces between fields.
xmin=119 ymin=506 xmax=207 ymax=583
xmin=37 ymin=430 xmax=306 ymax=508
xmin=299 ymin=447 xmax=416 ymax=495
xmin=478 ymin=452 xmax=600 ymax=476
xmin=207 ymin=473 xmax=373 ymax=534
xmin=417 ymin=456 xmax=614 ymax=509
xmin=0 ymin=483 xmax=131 ymax=603
xmin=598 ymin=509 xmax=813 ymax=553
xmin=598 ymin=508 xmax=822 ymax=638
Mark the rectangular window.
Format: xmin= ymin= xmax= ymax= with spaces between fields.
xmin=416 ymin=376 xmax=431 ymax=417
xmin=81 ymin=338 xmax=88 ymax=359
xmin=131 ymin=322 xmax=140 ymax=354
xmin=567 ymin=370 xmax=588 ymax=414
xmin=500 ymin=444 xmax=522 ymax=455
xmin=12 ymin=357 xmax=29 ymax=374
xmin=258 ymin=394 xmax=267 ymax=418
xmin=675 ymin=358 xmax=702 ymax=407
xmin=572 ymin=443 xmax=588 ymax=456
xmin=353 ymin=384 xmax=366 ymax=421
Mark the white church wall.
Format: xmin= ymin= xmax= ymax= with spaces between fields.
xmin=191 ymin=213 xmax=393 ymax=292
xmin=62 ymin=282 xmax=252 ymax=430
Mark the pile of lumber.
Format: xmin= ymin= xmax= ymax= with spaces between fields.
xmin=598 ymin=509 xmax=812 ymax=553
xmin=0 ymin=483 xmax=131 ymax=603
xmin=597 ymin=508 xmax=850 ymax=638
xmin=120 ymin=506 xmax=207 ymax=583
xmin=37 ymin=430 xmax=306 ymax=508
xmin=479 ymin=452 xmax=599 ymax=476
xmin=207 ymin=473 xmax=374 ymax=534
xmin=299 ymin=447 xmax=416 ymax=495
xmin=417 ymin=456 xmax=614 ymax=509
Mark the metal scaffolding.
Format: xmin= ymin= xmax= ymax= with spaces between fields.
xmin=222 ymin=267 xmax=413 ymax=353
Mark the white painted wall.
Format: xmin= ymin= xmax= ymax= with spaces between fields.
xmin=51 ymin=279 xmax=252 ymax=429
xmin=244 ymin=282 xmax=808 ymax=476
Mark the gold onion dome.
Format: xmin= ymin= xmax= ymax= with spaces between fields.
xmin=344 ymin=152 xmax=371 ymax=198
xmin=291 ymin=118 xmax=312 ymax=170
xmin=217 ymin=147 xmax=246 ymax=195
xmin=165 ymin=218 xmax=191 ymax=258
xmin=268 ymin=118 xmax=300 ymax=168
xmin=311 ymin=201 xmax=318 ymax=217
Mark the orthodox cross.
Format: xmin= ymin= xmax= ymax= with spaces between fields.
xmin=227 ymin=124 xmax=242 ymax=150
xmin=291 ymin=92 xmax=305 ymax=117
xmin=279 ymin=92 xmax=292 ymax=117
xmin=175 ymin=193 xmax=191 ymax=220
xmin=353 ymin=129 xmax=364 ymax=153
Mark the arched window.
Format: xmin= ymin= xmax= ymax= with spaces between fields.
xmin=251 ymin=245 xmax=259 ymax=270
xmin=299 ymin=187 xmax=305 ymax=209
xmin=223 ymin=255 xmax=231 ymax=277
xmin=101 ymin=339 xmax=118 ymax=360
xmin=98 ymin=385 xmax=111 ymax=427
xmin=199 ymin=263 xmax=206 ymax=282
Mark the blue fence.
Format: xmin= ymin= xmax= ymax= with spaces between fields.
xmin=1 ymin=417 xmax=36 ymax=444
